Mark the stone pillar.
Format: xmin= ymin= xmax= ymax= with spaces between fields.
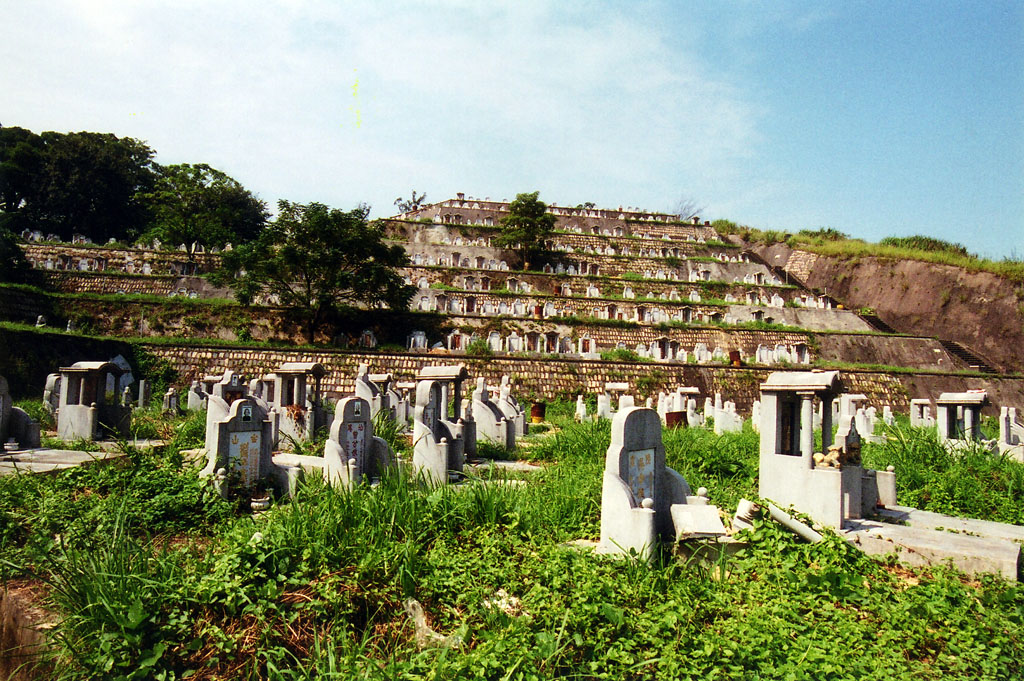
xmin=452 ymin=379 xmax=463 ymax=420
xmin=821 ymin=396 xmax=833 ymax=451
xmin=800 ymin=393 xmax=814 ymax=463
xmin=964 ymin=407 xmax=975 ymax=440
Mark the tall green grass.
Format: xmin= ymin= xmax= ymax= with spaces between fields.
xmin=5 ymin=405 xmax=1024 ymax=679
xmin=863 ymin=422 xmax=1024 ymax=524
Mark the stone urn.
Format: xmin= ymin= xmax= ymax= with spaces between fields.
xmin=250 ymin=494 xmax=272 ymax=512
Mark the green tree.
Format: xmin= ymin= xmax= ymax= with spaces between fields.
xmin=143 ymin=163 xmax=267 ymax=256
xmin=216 ymin=201 xmax=414 ymax=344
xmin=493 ymin=191 xmax=556 ymax=271
xmin=28 ymin=131 xmax=156 ymax=243
xmin=0 ymin=227 xmax=31 ymax=283
xmin=0 ymin=126 xmax=45 ymax=229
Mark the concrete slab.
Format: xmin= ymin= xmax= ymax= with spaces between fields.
xmin=464 ymin=459 xmax=544 ymax=474
xmin=877 ymin=505 xmax=1024 ymax=545
xmin=671 ymin=504 xmax=728 ymax=540
xmin=272 ymin=453 xmax=326 ymax=477
xmin=0 ymin=448 xmax=129 ymax=475
xmin=842 ymin=519 xmax=1021 ymax=581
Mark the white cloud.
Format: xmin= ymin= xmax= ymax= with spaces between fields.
xmin=1 ymin=0 xmax=762 ymax=216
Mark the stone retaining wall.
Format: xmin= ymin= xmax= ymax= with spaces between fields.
xmin=142 ymin=343 xmax=1009 ymax=415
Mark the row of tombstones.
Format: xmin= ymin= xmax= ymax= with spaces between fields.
xmin=573 ymin=384 xmax=744 ymax=435
xmin=195 ymin=363 xmax=526 ymax=496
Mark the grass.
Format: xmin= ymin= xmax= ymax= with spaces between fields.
xmin=2 ymin=404 xmax=1023 ymax=679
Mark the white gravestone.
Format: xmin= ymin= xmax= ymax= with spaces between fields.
xmin=599 ymin=407 xmax=705 ymax=560
xmin=323 ymin=397 xmax=393 ymax=488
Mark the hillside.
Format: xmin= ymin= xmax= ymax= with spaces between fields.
xmin=744 ymin=241 xmax=1024 ymax=375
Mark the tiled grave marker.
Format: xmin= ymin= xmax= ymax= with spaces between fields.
xmin=599 ymin=408 xmax=705 ymax=559
xmin=323 ymin=397 xmax=393 ymax=487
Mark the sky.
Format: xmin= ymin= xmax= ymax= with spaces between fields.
xmin=2 ymin=0 xmax=1022 ymax=258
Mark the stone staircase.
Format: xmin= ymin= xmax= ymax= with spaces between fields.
xmin=858 ymin=313 xmax=897 ymax=334
xmin=938 ymin=339 xmax=998 ymax=374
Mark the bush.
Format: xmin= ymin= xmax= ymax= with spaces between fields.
xmin=879 ymin=235 xmax=971 ymax=257
xmin=465 ymin=337 xmax=492 ymax=357
xmin=600 ymin=347 xmax=641 ymax=362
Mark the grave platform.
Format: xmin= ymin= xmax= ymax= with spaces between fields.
xmin=842 ymin=513 xmax=1023 ymax=581
xmin=0 ymin=448 xmax=128 ymax=475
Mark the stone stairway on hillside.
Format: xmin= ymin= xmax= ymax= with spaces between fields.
xmin=937 ymin=339 xmax=998 ymax=375
xmin=858 ymin=314 xmax=897 ymax=334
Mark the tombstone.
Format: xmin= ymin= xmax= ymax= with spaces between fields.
xmin=204 ymin=370 xmax=249 ymax=451
xmin=162 ymin=387 xmax=180 ymax=414
xmin=187 ymin=380 xmax=208 ymax=411
xmin=909 ymin=399 xmax=934 ymax=427
xmin=136 ymin=379 xmax=152 ymax=409
xmin=838 ymin=394 xmax=867 ymax=419
xmin=751 ymin=400 xmax=761 ymax=433
xmin=323 ymin=397 xmax=394 ymax=488
xmin=935 ymin=391 xmax=989 ymax=451
xmin=693 ymin=343 xmax=711 ymax=363
xmin=472 ymin=378 xmax=515 ymax=451
xmin=505 ymin=332 xmax=523 ymax=353
xmin=270 ymin=362 xmax=329 ymax=449
xmin=42 ymin=373 xmax=61 ymax=416
xmin=200 ymin=397 xmax=292 ymax=495
xmin=55 ymin=361 xmax=132 ymax=441
xmin=35 ymin=315 xmax=45 ymax=328
xmin=493 ymin=375 xmax=527 ymax=437
xmin=575 ymin=395 xmax=588 ymax=422
xmin=882 ymin=405 xmax=895 ymax=426
xmin=0 ymin=376 xmax=41 ymax=449
xmin=354 ymin=363 xmax=385 ymax=418
xmin=757 ymin=371 xmax=895 ymax=530
xmin=714 ymin=399 xmax=742 ymax=435
xmin=998 ymin=407 xmax=1024 ymax=461
xmin=408 ymin=330 xmax=428 ymax=350
xmin=411 ymin=379 xmax=464 ymax=484
xmin=596 ymin=393 xmax=613 ymax=420
xmin=600 ymin=408 xmax=711 ymax=560
xmin=417 ymin=364 xmax=475 ymax=458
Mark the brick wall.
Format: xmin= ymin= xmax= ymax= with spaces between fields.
xmin=141 ymin=342 xmax=1002 ymax=414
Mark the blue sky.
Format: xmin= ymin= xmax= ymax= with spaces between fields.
xmin=3 ymin=1 xmax=1022 ymax=258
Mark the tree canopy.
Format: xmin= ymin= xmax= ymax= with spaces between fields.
xmin=216 ymin=201 xmax=414 ymax=343
xmin=143 ymin=163 xmax=267 ymax=256
xmin=493 ymin=191 xmax=556 ymax=271
xmin=0 ymin=127 xmax=157 ymax=242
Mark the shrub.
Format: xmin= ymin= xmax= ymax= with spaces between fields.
xmin=465 ymin=337 xmax=492 ymax=357
xmin=600 ymin=347 xmax=641 ymax=362
xmin=879 ymin=235 xmax=970 ymax=257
